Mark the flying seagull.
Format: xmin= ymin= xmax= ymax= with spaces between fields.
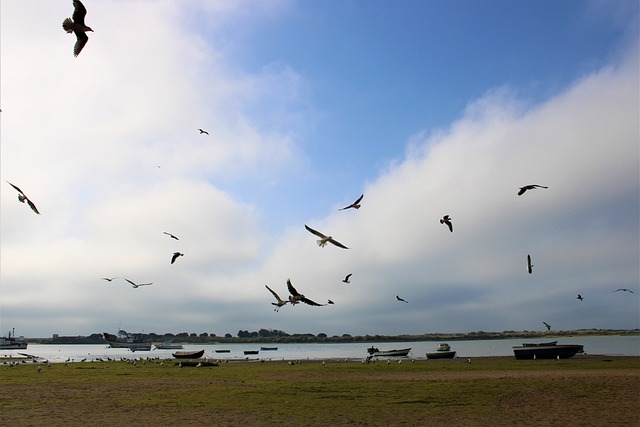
xmin=396 ymin=295 xmax=408 ymax=303
xmin=62 ymin=0 xmax=93 ymax=57
xmin=198 ymin=129 xmax=209 ymax=135
xmin=517 ymin=185 xmax=548 ymax=196
xmin=124 ymin=279 xmax=153 ymax=288
xmin=304 ymin=225 xmax=349 ymax=249
xmin=6 ymin=181 xmax=40 ymax=214
xmin=440 ymin=215 xmax=453 ymax=232
xmin=163 ymin=232 xmax=179 ymax=240
xmin=527 ymin=255 xmax=534 ymax=274
xmin=576 ymin=294 xmax=584 ymax=301
xmin=265 ymin=285 xmax=288 ymax=312
xmin=287 ymin=279 xmax=325 ymax=306
xmin=339 ymin=194 xmax=364 ymax=211
xmin=342 ymin=273 xmax=352 ymax=284
xmin=543 ymin=321 xmax=551 ymax=331
xmin=327 ymin=299 xmax=335 ymax=305
xmin=170 ymin=252 xmax=184 ymax=264
xmin=101 ymin=277 xmax=120 ymax=282
xmin=614 ymin=288 xmax=634 ymax=293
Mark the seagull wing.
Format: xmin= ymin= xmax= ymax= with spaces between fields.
xmin=6 ymin=181 xmax=25 ymax=195
xmin=265 ymin=285 xmax=284 ymax=303
xmin=286 ymin=279 xmax=300 ymax=297
xmin=124 ymin=278 xmax=137 ymax=287
xmin=26 ymin=198 xmax=40 ymax=214
xmin=300 ymin=296 xmax=325 ymax=306
xmin=305 ymin=225 xmax=328 ymax=239
xmin=353 ymin=194 xmax=364 ymax=205
xmin=344 ymin=273 xmax=352 ymax=282
xmin=72 ymin=0 xmax=88 ymax=26
xmin=73 ymin=31 xmax=89 ymax=57
xmin=328 ymin=237 xmax=349 ymax=249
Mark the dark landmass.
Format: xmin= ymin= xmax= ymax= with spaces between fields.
xmin=27 ymin=328 xmax=640 ymax=345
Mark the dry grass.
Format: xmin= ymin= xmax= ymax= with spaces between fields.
xmin=1 ymin=356 xmax=639 ymax=426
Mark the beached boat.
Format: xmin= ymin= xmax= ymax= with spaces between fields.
xmin=426 ymin=343 xmax=457 ymax=359
xmin=244 ymin=350 xmax=259 ymax=355
xmin=368 ymin=347 xmax=411 ymax=357
xmin=172 ymin=349 xmax=205 ymax=359
xmin=214 ymin=349 xmax=231 ymax=353
xmin=260 ymin=346 xmax=278 ymax=351
xmin=103 ymin=332 xmax=152 ymax=352
xmin=513 ymin=342 xmax=584 ymax=360
xmin=0 ymin=328 xmax=27 ymax=350
xmin=155 ymin=340 xmax=183 ymax=350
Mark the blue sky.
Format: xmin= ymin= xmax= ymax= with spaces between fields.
xmin=1 ymin=0 xmax=638 ymax=338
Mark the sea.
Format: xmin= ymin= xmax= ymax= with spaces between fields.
xmin=2 ymin=335 xmax=638 ymax=363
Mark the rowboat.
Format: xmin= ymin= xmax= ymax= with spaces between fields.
xmin=172 ymin=349 xmax=205 ymax=359
xmin=260 ymin=346 xmax=278 ymax=351
xmin=244 ymin=350 xmax=259 ymax=355
xmin=513 ymin=342 xmax=584 ymax=360
xmin=368 ymin=347 xmax=411 ymax=357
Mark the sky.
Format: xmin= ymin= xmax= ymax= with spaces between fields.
xmin=1 ymin=0 xmax=638 ymax=338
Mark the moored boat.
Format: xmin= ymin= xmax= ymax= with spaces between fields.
xmin=103 ymin=332 xmax=152 ymax=352
xmin=260 ymin=346 xmax=278 ymax=351
xmin=0 ymin=328 xmax=27 ymax=350
xmin=215 ymin=349 xmax=231 ymax=353
xmin=426 ymin=343 xmax=457 ymax=359
xmin=155 ymin=340 xmax=183 ymax=350
xmin=368 ymin=347 xmax=411 ymax=357
xmin=513 ymin=342 xmax=584 ymax=360
xmin=244 ymin=350 xmax=260 ymax=355
xmin=172 ymin=349 xmax=205 ymax=359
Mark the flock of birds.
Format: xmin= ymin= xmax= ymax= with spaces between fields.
xmin=3 ymin=1 xmax=634 ymax=335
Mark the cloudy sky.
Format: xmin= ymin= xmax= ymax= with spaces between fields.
xmin=1 ymin=0 xmax=638 ymax=338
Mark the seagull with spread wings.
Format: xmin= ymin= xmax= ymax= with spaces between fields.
xmin=339 ymin=194 xmax=364 ymax=211
xmin=198 ymin=129 xmax=209 ymax=135
xmin=342 ymin=273 xmax=352 ymax=284
xmin=6 ymin=181 xmax=40 ymax=214
xmin=163 ymin=232 xmax=179 ymax=240
xmin=576 ymin=294 xmax=584 ymax=301
xmin=614 ymin=288 xmax=634 ymax=293
xmin=287 ymin=279 xmax=325 ymax=306
xmin=171 ymin=252 xmax=184 ymax=264
xmin=265 ymin=285 xmax=288 ymax=312
xmin=102 ymin=277 xmax=120 ymax=282
xmin=543 ymin=321 xmax=551 ymax=331
xmin=304 ymin=225 xmax=349 ymax=249
xmin=517 ymin=184 xmax=548 ymax=196
xmin=440 ymin=215 xmax=453 ymax=232
xmin=396 ymin=295 xmax=408 ymax=303
xmin=124 ymin=279 xmax=153 ymax=289
xmin=62 ymin=0 xmax=93 ymax=57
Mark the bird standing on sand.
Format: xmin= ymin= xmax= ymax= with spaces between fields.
xmin=517 ymin=184 xmax=548 ymax=196
xmin=543 ymin=322 xmax=551 ymax=331
xmin=198 ymin=129 xmax=209 ymax=135
xmin=6 ymin=181 xmax=40 ymax=214
xmin=342 ymin=274 xmax=352 ymax=284
xmin=287 ymin=279 xmax=325 ymax=306
xmin=339 ymin=194 xmax=364 ymax=211
xmin=396 ymin=295 xmax=408 ymax=303
xmin=265 ymin=285 xmax=288 ymax=312
xmin=171 ymin=252 xmax=184 ymax=264
xmin=62 ymin=0 xmax=93 ymax=57
xmin=163 ymin=232 xmax=179 ymax=240
xmin=577 ymin=294 xmax=584 ymax=301
xmin=304 ymin=225 xmax=349 ymax=249
xmin=124 ymin=279 xmax=153 ymax=288
xmin=440 ymin=215 xmax=453 ymax=232
xmin=527 ymin=255 xmax=534 ymax=274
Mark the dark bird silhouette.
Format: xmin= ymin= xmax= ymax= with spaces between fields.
xmin=198 ymin=129 xmax=209 ymax=135
xmin=265 ymin=285 xmax=288 ymax=312
xmin=577 ymin=294 xmax=584 ymax=301
xmin=287 ymin=279 xmax=325 ymax=306
xmin=124 ymin=278 xmax=153 ymax=288
xmin=342 ymin=273 xmax=352 ymax=284
xmin=339 ymin=194 xmax=364 ymax=211
xmin=396 ymin=295 xmax=408 ymax=303
xmin=163 ymin=232 xmax=179 ymax=240
xmin=102 ymin=277 xmax=120 ymax=282
xmin=440 ymin=215 xmax=453 ymax=232
xmin=527 ymin=255 xmax=534 ymax=274
xmin=327 ymin=299 xmax=334 ymax=305
xmin=517 ymin=184 xmax=548 ymax=196
xmin=614 ymin=288 xmax=634 ymax=293
xmin=171 ymin=252 xmax=184 ymax=264
xmin=543 ymin=321 xmax=551 ymax=331
xmin=6 ymin=181 xmax=40 ymax=214
xmin=304 ymin=225 xmax=349 ymax=249
xmin=62 ymin=0 xmax=93 ymax=57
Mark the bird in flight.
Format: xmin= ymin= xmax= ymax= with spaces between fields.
xmin=265 ymin=285 xmax=288 ymax=312
xmin=517 ymin=185 xmax=548 ymax=196
xmin=327 ymin=299 xmax=335 ymax=305
xmin=527 ymin=255 xmax=534 ymax=274
xmin=62 ymin=0 xmax=93 ymax=57
xmin=198 ymin=129 xmax=209 ymax=135
xmin=576 ymin=294 xmax=584 ymax=301
xmin=304 ymin=225 xmax=349 ymax=249
xmin=396 ymin=295 xmax=408 ymax=303
xmin=6 ymin=181 xmax=40 ymax=214
xmin=124 ymin=279 xmax=153 ymax=288
xmin=170 ymin=252 xmax=184 ymax=264
xmin=440 ymin=215 xmax=453 ymax=233
xmin=287 ymin=279 xmax=325 ymax=306
xmin=614 ymin=288 xmax=634 ymax=293
xmin=342 ymin=274 xmax=352 ymax=284
xmin=339 ymin=194 xmax=364 ymax=211
xmin=163 ymin=232 xmax=179 ymax=240
xmin=543 ymin=321 xmax=551 ymax=331
xmin=102 ymin=277 xmax=120 ymax=282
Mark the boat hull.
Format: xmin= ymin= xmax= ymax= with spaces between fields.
xmin=513 ymin=344 xmax=584 ymax=360
xmin=173 ymin=349 xmax=205 ymax=359
xmin=370 ymin=348 xmax=411 ymax=357
xmin=426 ymin=351 xmax=457 ymax=359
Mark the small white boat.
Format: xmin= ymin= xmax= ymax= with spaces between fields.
xmin=155 ymin=340 xmax=183 ymax=350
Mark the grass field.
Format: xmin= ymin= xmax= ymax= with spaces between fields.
xmin=1 ymin=356 xmax=639 ymax=426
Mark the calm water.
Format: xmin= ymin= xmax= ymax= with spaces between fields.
xmin=2 ymin=335 xmax=638 ymax=363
